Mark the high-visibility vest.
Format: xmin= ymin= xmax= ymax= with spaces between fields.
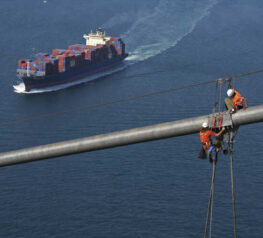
xmin=200 ymin=129 xmax=216 ymax=150
xmin=232 ymin=90 xmax=245 ymax=109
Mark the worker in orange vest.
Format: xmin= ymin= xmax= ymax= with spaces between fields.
xmin=199 ymin=122 xmax=226 ymax=162
xmin=225 ymin=88 xmax=248 ymax=112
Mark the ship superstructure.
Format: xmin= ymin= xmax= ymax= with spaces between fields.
xmin=83 ymin=28 xmax=111 ymax=46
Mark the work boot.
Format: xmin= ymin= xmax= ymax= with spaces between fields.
xmin=223 ymin=149 xmax=228 ymax=155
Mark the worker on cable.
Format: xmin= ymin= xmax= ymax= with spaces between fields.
xmin=225 ymin=87 xmax=248 ymax=112
xmin=199 ymin=122 xmax=226 ymax=162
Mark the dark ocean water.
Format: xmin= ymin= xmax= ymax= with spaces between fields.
xmin=0 ymin=0 xmax=263 ymax=237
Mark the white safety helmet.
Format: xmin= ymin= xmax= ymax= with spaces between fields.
xmin=202 ymin=122 xmax=208 ymax=128
xmin=227 ymin=89 xmax=234 ymax=97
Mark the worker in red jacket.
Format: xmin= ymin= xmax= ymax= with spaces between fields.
xmin=199 ymin=122 xmax=226 ymax=162
xmin=225 ymin=88 xmax=248 ymax=112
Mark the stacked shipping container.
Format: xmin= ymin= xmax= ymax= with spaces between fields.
xmin=17 ymin=37 xmax=126 ymax=75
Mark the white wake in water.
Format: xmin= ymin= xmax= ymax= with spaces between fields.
xmin=117 ymin=0 xmax=218 ymax=62
xmin=13 ymin=64 xmax=128 ymax=94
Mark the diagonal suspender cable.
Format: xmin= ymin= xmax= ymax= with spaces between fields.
xmin=204 ymin=154 xmax=217 ymax=238
xmin=2 ymin=68 xmax=263 ymax=127
xmin=229 ymin=133 xmax=238 ymax=238
xmin=209 ymin=153 xmax=218 ymax=238
xmin=1 ymin=79 xmax=218 ymax=127
xmin=230 ymin=150 xmax=237 ymax=238
xmin=205 ymin=77 xmax=224 ymax=238
xmin=209 ymin=188 xmax=214 ymax=238
xmin=230 ymin=69 xmax=263 ymax=80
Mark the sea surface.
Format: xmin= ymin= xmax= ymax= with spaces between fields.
xmin=0 ymin=0 xmax=263 ymax=237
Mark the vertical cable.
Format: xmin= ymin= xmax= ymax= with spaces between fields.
xmin=218 ymin=79 xmax=223 ymax=114
xmin=209 ymin=154 xmax=217 ymax=238
xmin=204 ymin=156 xmax=217 ymax=238
xmin=229 ymin=147 xmax=237 ymax=238
xmin=213 ymin=81 xmax=219 ymax=113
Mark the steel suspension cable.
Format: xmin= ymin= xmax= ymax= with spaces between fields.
xmin=204 ymin=154 xmax=217 ymax=238
xmin=1 ymin=80 xmax=218 ymax=127
xmin=209 ymin=188 xmax=214 ymax=238
xmin=230 ymin=68 xmax=263 ymax=80
xmin=212 ymin=81 xmax=218 ymax=114
xmin=229 ymin=141 xmax=238 ymax=238
xmin=206 ymin=78 xmax=225 ymax=237
xmin=204 ymin=76 xmax=224 ymax=238
xmin=209 ymin=153 xmax=218 ymax=238
xmin=218 ymin=79 xmax=224 ymax=115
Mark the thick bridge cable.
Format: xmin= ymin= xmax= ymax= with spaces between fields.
xmin=2 ymin=68 xmax=263 ymax=127
xmin=0 ymin=105 xmax=262 ymax=167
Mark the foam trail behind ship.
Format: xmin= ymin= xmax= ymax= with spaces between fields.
xmin=118 ymin=0 xmax=218 ymax=63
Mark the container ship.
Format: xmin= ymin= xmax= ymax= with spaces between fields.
xmin=17 ymin=29 xmax=128 ymax=92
